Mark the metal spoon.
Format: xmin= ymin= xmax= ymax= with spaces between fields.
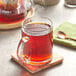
xmin=57 ymin=31 xmax=76 ymax=41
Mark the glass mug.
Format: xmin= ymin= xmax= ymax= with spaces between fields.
xmin=0 ymin=0 xmax=32 ymax=23
xmin=65 ymin=0 xmax=76 ymax=7
xmin=17 ymin=17 xmax=53 ymax=65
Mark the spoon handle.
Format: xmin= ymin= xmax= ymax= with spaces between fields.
xmin=66 ymin=37 xmax=76 ymax=41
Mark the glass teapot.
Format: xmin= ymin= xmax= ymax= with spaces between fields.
xmin=0 ymin=0 xmax=32 ymax=23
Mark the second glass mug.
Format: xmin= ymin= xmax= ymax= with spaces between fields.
xmin=17 ymin=17 xmax=53 ymax=65
xmin=64 ymin=0 xmax=76 ymax=7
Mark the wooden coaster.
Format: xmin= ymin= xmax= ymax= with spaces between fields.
xmin=11 ymin=52 xmax=63 ymax=73
xmin=0 ymin=7 xmax=34 ymax=30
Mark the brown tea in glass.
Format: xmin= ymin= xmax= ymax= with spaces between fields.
xmin=17 ymin=17 xmax=53 ymax=65
xmin=0 ymin=0 xmax=31 ymax=24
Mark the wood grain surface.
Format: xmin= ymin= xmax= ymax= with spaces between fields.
xmin=11 ymin=52 xmax=63 ymax=73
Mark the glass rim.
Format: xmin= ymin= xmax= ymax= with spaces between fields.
xmin=22 ymin=17 xmax=53 ymax=32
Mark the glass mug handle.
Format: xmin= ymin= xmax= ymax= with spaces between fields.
xmin=17 ymin=36 xmax=30 ymax=63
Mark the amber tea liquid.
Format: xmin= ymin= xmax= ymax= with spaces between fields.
xmin=21 ymin=23 xmax=53 ymax=64
xmin=0 ymin=4 xmax=27 ymax=23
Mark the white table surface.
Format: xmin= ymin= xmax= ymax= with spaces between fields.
xmin=0 ymin=0 xmax=76 ymax=76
